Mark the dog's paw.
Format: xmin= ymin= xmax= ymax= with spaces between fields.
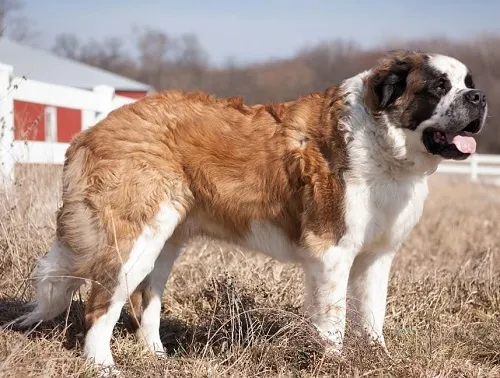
xmin=153 ymin=349 xmax=168 ymax=359
xmin=314 ymin=327 xmax=346 ymax=359
xmin=96 ymin=365 xmax=122 ymax=378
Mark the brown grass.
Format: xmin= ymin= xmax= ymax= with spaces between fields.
xmin=0 ymin=165 xmax=499 ymax=377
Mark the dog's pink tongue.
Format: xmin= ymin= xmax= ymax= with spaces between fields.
xmin=446 ymin=133 xmax=477 ymax=154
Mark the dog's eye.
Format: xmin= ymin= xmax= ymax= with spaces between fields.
xmin=465 ymin=73 xmax=475 ymax=89
xmin=436 ymin=78 xmax=448 ymax=93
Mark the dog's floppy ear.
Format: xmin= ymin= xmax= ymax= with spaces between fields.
xmin=365 ymin=51 xmax=417 ymax=112
xmin=375 ymin=60 xmax=411 ymax=109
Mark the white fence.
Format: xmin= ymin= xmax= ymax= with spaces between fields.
xmin=437 ymin=154 xmax=500 ymax=182
xmin=0 ymin=63 xmax=137 ymax=185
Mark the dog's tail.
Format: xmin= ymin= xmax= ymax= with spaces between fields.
xmin=18 ymin=240 xmax=83 ymax=327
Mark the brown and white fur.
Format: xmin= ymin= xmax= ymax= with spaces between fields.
xmin=19 ymin=50 xmax=487 ymax=374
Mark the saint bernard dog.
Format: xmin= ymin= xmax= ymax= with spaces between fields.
xmin=19 ymin=50 xmax=487 ymax=374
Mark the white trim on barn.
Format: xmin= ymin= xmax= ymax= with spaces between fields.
xmin=44 ymin=106 xmax=57 ymax=142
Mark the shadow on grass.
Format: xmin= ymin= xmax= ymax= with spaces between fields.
xmin=0 ymin=296 xmax=204 ymax=356
xmin=0 ymin=296 xmax=88 ymax=352
xmin=0 ymin=275 xmax=397 ymax=376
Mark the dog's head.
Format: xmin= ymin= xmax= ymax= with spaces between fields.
xmin=364 ymin=50 xmax=487 ymax=160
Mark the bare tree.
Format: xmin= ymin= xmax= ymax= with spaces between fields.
xmin=79 ymin=37 xmax=132 ymax=73
xmin=52 ymin=33 xmax=137 ymax=79
xmin=52 ymin=33 xmax=81 ymax=60
xmin=0 ymin=0 xmax=37 ymax=44
xmin=133 ymin=27 xmax=172 ymax=88
xmin=175 ymin=33 xmax=208 ymax=68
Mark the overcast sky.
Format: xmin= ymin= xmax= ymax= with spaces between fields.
xmin=23 ymin=0 xmax=500 ymax=65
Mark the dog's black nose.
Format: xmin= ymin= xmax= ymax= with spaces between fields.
xmin=465 ymin=89 xmax=487 ymax=108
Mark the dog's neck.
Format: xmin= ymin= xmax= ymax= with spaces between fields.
xmin=339 ymin=71 xmax=442 ymax=181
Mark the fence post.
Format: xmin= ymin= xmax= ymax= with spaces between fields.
xmin=93 ymin=85 xmax=115 ymax=124
xmin=470 ymin=154 xmax=478 ymax=182
xmin=81 ymin=109 xmax=97 ymax=130
xmin=0 ymin=64 xmax=15 ymax=186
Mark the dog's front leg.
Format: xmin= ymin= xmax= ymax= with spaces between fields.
xmin=302 ymin=243 xmax=358 ymax=353
xmin=346 ymin=248 xmax=396 ymax=352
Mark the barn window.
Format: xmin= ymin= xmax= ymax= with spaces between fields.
xmin=44 ymin=106 xmax=57 ymax=142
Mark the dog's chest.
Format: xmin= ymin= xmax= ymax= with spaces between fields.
xmin=345 ymin=177 xmax=429 ymax=252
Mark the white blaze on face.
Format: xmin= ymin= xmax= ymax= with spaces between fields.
xmin=422 ymin=54 xmax=478 ymax=154
xmin=427 ymin=53 xmax=470 ymax=113
xmin=428 ymin=54 xmax=469 ymax=87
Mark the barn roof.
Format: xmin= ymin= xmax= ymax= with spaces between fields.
xmin=0 ymin=38 xmax=152 ymax=92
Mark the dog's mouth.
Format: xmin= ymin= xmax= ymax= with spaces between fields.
xmin=423 ymin=118 xmax=481 ymax=160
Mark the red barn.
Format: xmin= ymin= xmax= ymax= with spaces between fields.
xmin=0 ymin=38 xmax=153 ymax=144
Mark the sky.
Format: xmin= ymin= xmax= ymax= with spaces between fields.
xmin=21 ymin=0 xmax=500 ymax=66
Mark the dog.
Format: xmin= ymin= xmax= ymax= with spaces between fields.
xmin=19 ymin=50 xmax=487 ymax=374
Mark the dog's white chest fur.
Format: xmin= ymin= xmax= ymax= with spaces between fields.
xmin=344 ymin=176 xmax=429 ymax=253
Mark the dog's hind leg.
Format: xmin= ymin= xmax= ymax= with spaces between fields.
xmin=131 ymin=241 xmax=182 ymax=355
xmin=82 ymin=203 xmax=183 ymax=373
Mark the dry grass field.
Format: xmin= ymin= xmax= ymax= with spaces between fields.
xmin=0 ymin=165 xmax=499 ymax=377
